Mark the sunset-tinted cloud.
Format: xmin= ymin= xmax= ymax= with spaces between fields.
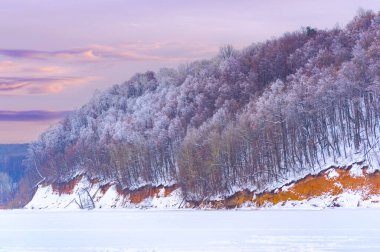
xmin=0 ymin=76 xmax=93 ymax=95
xmin=0 ymin=110 xmax=71 ymax=121
xmin=0 ymin=42 xmax=218 ymax=63
xmin=0 ymin=61 xmax=66 ymax=75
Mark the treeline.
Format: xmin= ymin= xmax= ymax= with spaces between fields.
xmin=26 ymin=11 xmax=380 ymax=200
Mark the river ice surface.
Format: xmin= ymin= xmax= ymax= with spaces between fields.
xmin=1 ymin=209 xmax=380 ymax=251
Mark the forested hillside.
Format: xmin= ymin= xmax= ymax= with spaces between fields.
xmin=26 ymin=11 xmax=380 ymax=201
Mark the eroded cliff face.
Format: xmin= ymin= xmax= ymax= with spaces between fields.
xmin=192 ymin=162 xmax=380 ymax=209
xmin=26 ymin=175 xmax=182 ymax=209
xmin=253 ymin=165 xmax=380 ymax=208
xmin=24 ymin=162 xmax=380 ymax=209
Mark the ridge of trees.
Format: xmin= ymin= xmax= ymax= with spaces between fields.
xmin=26 ymin=11 xmax=380 ymax=200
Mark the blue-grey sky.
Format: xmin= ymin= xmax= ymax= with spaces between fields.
xmin=0 ymin=0 xmax=378 ymax=143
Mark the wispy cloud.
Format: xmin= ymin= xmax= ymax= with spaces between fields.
xmin=0 ymin=76 xmax=93 ymax=95
xmin=24 ymin=66 xmax=67 ymax=75
xmin=0 ymin=41 xmax=218 ymax=97
xmin=0 ymin=42 xmax=218 ymax=63
xmin=0 ymin=48 xmax=161 ymax=62
xmin=0 ymin=110 xmax=71 ymax=121
xmin=0 ymin=61 xmax=67 ymax=75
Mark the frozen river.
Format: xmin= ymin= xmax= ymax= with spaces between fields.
xmin=1 ymin=209 xmax=380 ymax=251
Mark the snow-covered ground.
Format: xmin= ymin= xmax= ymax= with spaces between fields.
xmin=26 ymin=176 xmax=183 ymax=209
xmin=1 ymin=209 xmax=380 ymax=251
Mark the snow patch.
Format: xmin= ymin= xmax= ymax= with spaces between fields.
xmin=349 ymin=163 xmax=364 ymax=177
xmin=326 ymin=168 xmax=339 ymax=179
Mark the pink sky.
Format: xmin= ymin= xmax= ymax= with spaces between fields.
xmin=0 ymin=0 xmax=379 ymax=143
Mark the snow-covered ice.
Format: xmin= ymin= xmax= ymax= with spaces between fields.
xmin=1 ymin=209 xmax=380 ymax=251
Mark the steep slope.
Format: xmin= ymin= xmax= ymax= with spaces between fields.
xmin=254 ymin=164 xmax=380 ymax=208
xmin=23 ymin=10 xmax=380 ymax=207
xmin=26 ymin=175 xmax=181 ymax=209
xmin=26 ymin=160 xmax=380 ymax=209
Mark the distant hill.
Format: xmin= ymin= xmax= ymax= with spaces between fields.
xmin=0 ymin=144 xmax=28 ymax=204
xmin=0 ymin=144 xmax=28 ymax=156
xmin=0 ymin=144 xmax=28 ymax=180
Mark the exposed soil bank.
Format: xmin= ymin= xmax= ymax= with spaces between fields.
xmin=22 ymin=162 xmax=380 ymax=209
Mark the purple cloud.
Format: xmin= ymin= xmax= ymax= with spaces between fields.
xmin=0 ymin=48 xmax=159 ymax=61
xmin=0 ymin=76 xmax=92 ymax=95
xmin=0 ymin=49 xmax=101 ymax=60
xmin=0 ymin=110 xmax=71 ymax=121
xmin=0 ymin=49 xmax=47 ymax=59
xmin=0 ymin=42 xmax=218 ymax=63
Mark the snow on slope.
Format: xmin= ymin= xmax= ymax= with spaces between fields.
xmin=26 ymin=154 xmax=380 ymax=210
xmin=266 ymin=192 xmax=380 ymax=209
xmin=252 ymin=161 xmax=380 ymax=209
xmin=26 ymin=176 xmax=182 ymax=209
